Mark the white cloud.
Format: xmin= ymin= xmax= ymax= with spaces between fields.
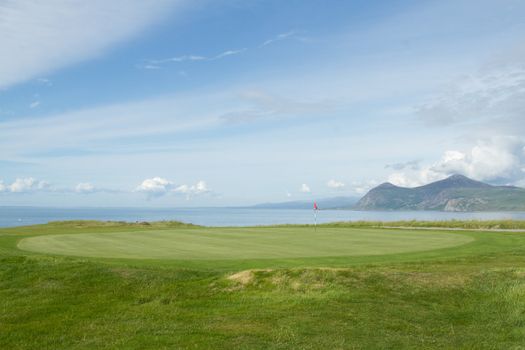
xmin=135 ymin=177 xmax=211 ymax=198
xmin=388 ymin=137 xmax=525 ymax=187
xmin=195 ymin=180 xmax=208 ymax=193
xmin=73 ymin=182 xmax=120 ymax=194
xmin=75 ymin=182 xmax=96 ymax=194
xmin=11 ymin=178 xmax=35 ymax=192
xmin=0 ymin=178 xmax=107 ymax=194
xmin=29 ymin=101 xmax=40 ymax=109
xmin=432 ymin=138 xmax=525 ymax=182
xmin=0 ymin=0 xmax=179 ymax=89
xmin=135 ymin=177 xmax=174 ymax=196
xmin=173 ymin=180 xmax=210 ymax=199
xmin=326 ymin=179 xmax=345 ymax=190
xmin=387 ymin=172 xmax=431 ymax=188
xmin=1 ymin=177 xmax=51 ymax=193
xmin=300 ymin=183 xmax=311 ymax=193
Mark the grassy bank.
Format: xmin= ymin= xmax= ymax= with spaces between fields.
xmin=1 ymin=221 xmax=525 ymax=349
xmin=322 ymin=219 xmax=525 ymax=230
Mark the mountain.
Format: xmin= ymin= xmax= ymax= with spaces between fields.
xmin=253 ymin=196 xmax=358 ymax=209
xmin=354 ymin=174 xmax=525 ymax=212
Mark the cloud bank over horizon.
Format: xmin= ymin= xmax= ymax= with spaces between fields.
xmin=388 ymin=137 xmax=525 ymax=188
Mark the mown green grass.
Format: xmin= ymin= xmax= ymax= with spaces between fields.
xmin=1 ymin=220 xmax=525 ymax=349
xmin=17 ymin=227 xmax=473 ymax=260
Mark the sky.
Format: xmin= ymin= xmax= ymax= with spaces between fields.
xmin=1 ymin=0 xmax=525 ymax=207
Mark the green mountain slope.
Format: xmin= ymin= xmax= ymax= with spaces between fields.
xmin=354 ymin=174 xmax=525 ymax=211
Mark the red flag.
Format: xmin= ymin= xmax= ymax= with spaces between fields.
xmin=314 ymin=202 xmax=318 ymax=210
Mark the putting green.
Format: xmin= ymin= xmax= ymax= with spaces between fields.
xmin=17 ymin=227 xmax=474 ymax=260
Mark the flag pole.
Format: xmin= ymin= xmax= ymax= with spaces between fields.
xmin=314 ymin=208 xmax=317 ymax=231
xmin=313 ymin=201 xmax=318 ymax=231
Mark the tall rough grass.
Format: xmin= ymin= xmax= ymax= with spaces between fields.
xmin=321 ymin=219 xmax=525 ymax=230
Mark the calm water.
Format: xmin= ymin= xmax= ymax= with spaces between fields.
xmin=2 ymin=206 xmax=525 ymax=228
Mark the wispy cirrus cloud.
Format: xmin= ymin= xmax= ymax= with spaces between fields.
xmin=0 ymin=0 xmax=180 ymax=89
xmin=212 ymin=48 xmax=247 ymax=60
xmin=0 ymin=93 xmax=221 ymax=158
xmin=139 ymin=49 xmax=247 ymax=69
xmin=259 ymin=30 xmax=296 ymax=47
xmin=0 ymin=85 xmax=342 ymax=160
xmin=140 ymin=29 xmax=297 ymax=69
xmin=147 ymin=55 xmax=207 ymax=65
xmin=140 ymin=64 xmax=162 ymax=70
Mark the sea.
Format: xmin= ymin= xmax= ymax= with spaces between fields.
xmin=2 ymin=206 xmax=525 ymax=228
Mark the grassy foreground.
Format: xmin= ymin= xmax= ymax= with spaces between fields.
xmin=1 ymin=220 xmax=525 ymax=349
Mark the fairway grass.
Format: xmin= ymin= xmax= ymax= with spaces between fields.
xmin=17 ymin=227 xmax=474 ymax=260
xmin=2 ymin=220 xmax=525 ymax=349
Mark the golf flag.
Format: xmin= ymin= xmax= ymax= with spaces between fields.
xmin=314 ymin=202 xmax=319 ymax=210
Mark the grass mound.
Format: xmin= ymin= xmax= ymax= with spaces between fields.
xmin=45 ymin=219 xmax=199 ymax=228
xmin=323 ymin=219 xmax=525 ymax=230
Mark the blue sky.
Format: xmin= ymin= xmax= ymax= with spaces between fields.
xmin=1 ymin=0 xmax=525 ymax=207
